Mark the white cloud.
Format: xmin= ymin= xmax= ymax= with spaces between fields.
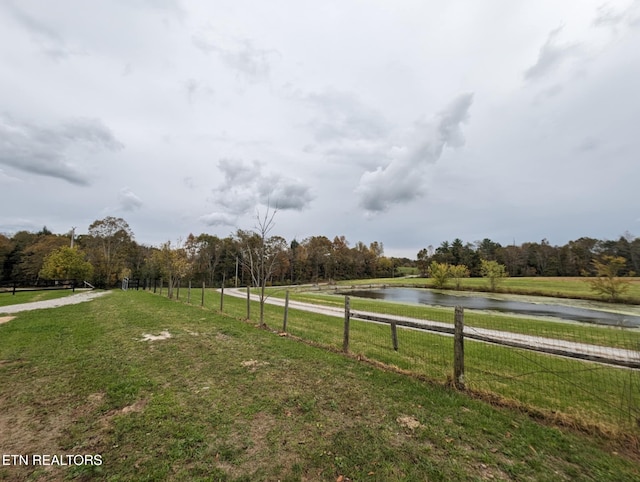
xmin=356 ymin=93 xmax=474 ymax=213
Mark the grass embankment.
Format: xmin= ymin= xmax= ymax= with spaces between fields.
xmin=0 ymin=289 xmax=79 ymax=308
xmin=1 ymin=290 xmax=639 ymax=481
xmin=335 ymin=276 xmax=640 ymax=304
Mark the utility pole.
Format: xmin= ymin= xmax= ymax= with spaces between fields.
xmin=70 ymin=227 xmax=76 ymax=248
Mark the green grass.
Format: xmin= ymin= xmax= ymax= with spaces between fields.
xmin=262 ymin=289 xmax=640 ymax=352
xmin=1 ymin=290 xmax=639 ymax=481
xmin=0 ymin=288 xmax=81 ymax=307
xmin=217 ymin=288 xmax=640 ymax=433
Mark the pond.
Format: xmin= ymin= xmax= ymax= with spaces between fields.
xmin=339 ymin=287 xmax=640 ymax=327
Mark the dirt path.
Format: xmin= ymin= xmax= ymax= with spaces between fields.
xmin=0 ymin=291 xmax=110 ymax=314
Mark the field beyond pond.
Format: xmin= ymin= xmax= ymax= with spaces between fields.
xmin=337 ymin=276 xmax=640 ymax=303
xmin=1 ymin=290 xmax=639 ymax=481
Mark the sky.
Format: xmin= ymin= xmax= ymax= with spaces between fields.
xmin=1 ymin=0 xmax=639 ymax=258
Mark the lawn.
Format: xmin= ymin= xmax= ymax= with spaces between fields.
xmin=0 ymin=290 xmax=639 ymax=481
xmin=0 ymin=289 xmax=80 ymax=308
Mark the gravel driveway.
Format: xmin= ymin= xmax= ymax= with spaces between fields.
xmin=0 ymin=290 xmax=110 ymax=314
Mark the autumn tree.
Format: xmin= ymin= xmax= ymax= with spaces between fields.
xmin=40 ymin=246 xmax=93 ymax=281
xmin=152 ymin=241 xmax=191 ymax=299
xmin=87 ymin=217 xmax=134 ymax=287
xmin=449 ymin=264 xmax=470 ymax=290
xmin=427 ymin=261 xmax=451 ymax=289
xmin=588 ymin=255 xmax=631 ymax=302
xmin=480 ymin=259 xmax=508 ymax=291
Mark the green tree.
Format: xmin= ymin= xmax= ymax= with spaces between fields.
xmin=151 ymin=240 xmax=191 ymax=299
xmin=40 ymin=247 xmax=93 ymax=281
xmin=427 ymin=261 xmax=451 ymax=289
xmin=449 ymin=264 xmax=470 ymax=290
xmin=87 ymin=217 xmax=134 ymax=287
xmin=480 ymin=259 xmax=507 ymax=291
xmin=588 ymin=255 xmax=631 ymax=302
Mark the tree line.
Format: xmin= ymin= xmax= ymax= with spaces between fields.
xmin=1 ymin=216 xmax=638 ymax=289
xmin=417 ymin=235 xmax=639 ymax=278
xmin=0 ymin=216 xmax=402 ymax=289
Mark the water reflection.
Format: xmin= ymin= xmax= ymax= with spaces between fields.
xmin=340 ymin=288 xmax=640 ymax=327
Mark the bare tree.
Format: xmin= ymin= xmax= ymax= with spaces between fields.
xmin=237 ymin=206 xmax=286 ymax=326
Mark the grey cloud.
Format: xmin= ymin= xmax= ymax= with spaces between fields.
xmin=593 ymin=2 xmax=640 ymax=30
xmin=199 ymin=212 xmax=237 ymax=227
xmin=2 ymin=1 xmax=76 ymax=60
xmin=183 ymin=78 xmax=214 ymax=103
xmin=192 ymin=32 xmax=276 ymax=82
xmin=0 ymin=114 xmax=123 ymax=186
xmin=304 ymin=89 xmax=389 ymax=142
xmin=524 ymin=27 xmax=583 ymax=81
xmin=211 ymin=158 xmax=313 ymax=216
xmin=118 ymin=188 xmax=143 ymax=211
xmin=356 ymin=93 xmax=474 ymax=213
xmin=258 ymin=174 xmax=314 ymax=211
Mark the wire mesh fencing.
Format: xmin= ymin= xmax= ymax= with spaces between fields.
xmin=152 ymin=283 xmax=640 ymax=435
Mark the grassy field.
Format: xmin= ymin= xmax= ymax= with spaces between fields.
xmin=336 ymin=276 xmax=640 ymax=303
xmin=262 ymin=289 xmax=640 ymax=352
xmin=0 ymin=289 xmax=80 ymax=308
xmin=1 ymin=290 xmax=639 ymax=481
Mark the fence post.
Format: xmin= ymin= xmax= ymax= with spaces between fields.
xmin=454 ymin=306 xmax=465 ymax=390
xmin=343 ymin=296 xmax=350 ymax=353
xmin=246 ymin=285 xmax=251 ymax=320
xmin=220 ymin=278 xmax=225 ymax=311
xmin=188 ymin=280 xmax=191 ymax=304
xmin=201 ymin=281 xmax=205 ymax=307
xmin=391 ymin=322 xmax=398 ymax=351
xmin=283 ymin=290 xmax=289 ymax=333
xmin=12 ymin=282 xmax=16 ymax=296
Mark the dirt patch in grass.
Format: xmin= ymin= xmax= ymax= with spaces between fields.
xmin=139 ymin=330 xmax=172 ymax=341
xmin=0 ymin=316 xmax=15 ymax=324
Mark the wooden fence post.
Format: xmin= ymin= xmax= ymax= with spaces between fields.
xmin=343 ymin=296 xmax=350 ymax=353
xmin=187 ymin=280 xmax=191 ymax=304
xmin=282 ymin=290 xmax=289 ymax=333
xmin=391 ymin=322 xmax=398 ymax=351
xmin=201 ymin=281 xmax=205 ymax=307
xmin=220 ymin=277 xmax=225 ymax=312
xmin=246 ymin=285 xmax=251 ymax=320
xmin=454 ymin=306 xmax=465 ymax=390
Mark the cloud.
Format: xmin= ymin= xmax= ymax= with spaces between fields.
xmin=118 ymin=188 xmax=143 ymax=211
xmin=209 ymin=158 xmax=314 ymax=219
xmin=199 ymin=212 xmax=237 ymax=227
xmin=356 ymin=93 xmax=474 ymax=213
xmin=303 ymin=89 xmax=389 ymax=142
xmin=192 ymin=31 xmax=277 ymax=83
xmin=593 ymin=2 xmax=640 ymax=31
xmin=0 ymin=114 xmax=123 ymax=185
xmin=524 ymin=27 xmax=583 ymax=81
xmin=1 ymin=1 xmax=80 ymax=60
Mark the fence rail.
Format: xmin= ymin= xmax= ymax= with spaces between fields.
xmin=145 ymin=284 xmax=640 ymax=434
xmin=0 ymin=279 xmax=83 ymax=294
